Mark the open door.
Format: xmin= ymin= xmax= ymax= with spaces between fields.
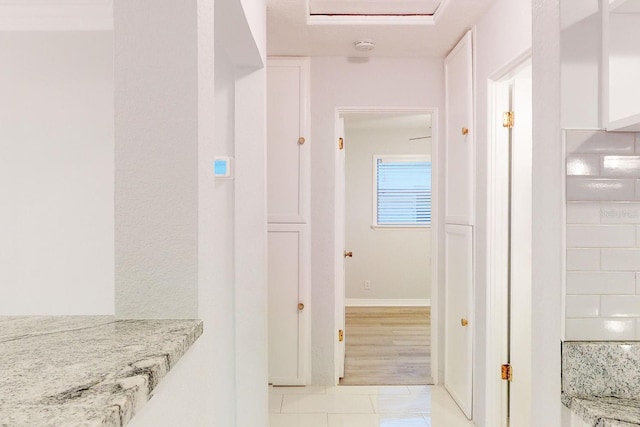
xmin=335 ymin=115 xmax=346 ymax=382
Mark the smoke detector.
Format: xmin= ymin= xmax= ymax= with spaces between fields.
xmin=354 ymin=40 xmax=375 ymax=52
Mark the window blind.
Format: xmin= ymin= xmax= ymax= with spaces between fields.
xmin=376 ymin=159 xmax=431 ymax=225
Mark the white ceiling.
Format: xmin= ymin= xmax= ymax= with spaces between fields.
xmin=267 ymin=0 xmax=497 ymax=57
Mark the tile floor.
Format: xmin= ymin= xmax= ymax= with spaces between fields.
xmin=269 ymin=385 xmax=476 ymax=427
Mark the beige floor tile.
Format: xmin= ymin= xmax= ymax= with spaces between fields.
xmin=327 ymin=385 xmax=411 ymax=395
xmin=269 ymin=413 xmax=328 ymax=427
xmin=371 ymin=394 xmax=432 ymax=414
xmin=270 ymin=385 xmax=327 ymax=395
xmin=281 ymin=394 xmax=375 ymax=414
xmin=328 ymin=413 xmax=430 ymax=427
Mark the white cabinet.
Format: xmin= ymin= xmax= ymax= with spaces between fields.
xmin=267 ymin=59 xmax=310 ymax=223
xmin=605 ymin=0 xmax=640 ymax=131
xmin=443 ymin=224 xmax=473 ymax=419
xmin=266 ymin=58 xmax=310 ymax=385
xmin=443 ymin=31 xmax=474 ymax=420
xmin=444 ymin=31 xmax=475 ymax=225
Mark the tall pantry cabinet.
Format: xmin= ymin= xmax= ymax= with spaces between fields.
xmin=266 ymin=58 xmax=311 ymax=385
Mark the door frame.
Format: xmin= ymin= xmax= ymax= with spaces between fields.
xmin=485 ymin=50 xmax=531 ymax=426
xmin=333 ymin=106 xmax=440 ymax=385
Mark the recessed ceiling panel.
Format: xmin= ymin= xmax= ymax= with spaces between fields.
xmin=310 ymin=0 xmax=442 ymax=16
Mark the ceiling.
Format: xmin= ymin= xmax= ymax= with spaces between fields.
xmin=267 ymin=0 xmax=496 ymax=57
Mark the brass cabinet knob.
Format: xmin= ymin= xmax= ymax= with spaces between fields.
xmin=461 ymin=128 xmax=469 ymax=135
xmin=298 ymin=137 xmax=306 ymax=145
xmin=461 ymin=318 xmax=469 ymax=327
xmin=298 ymin=303 xmax=304 ymax=311
xmin=344 ymin=251 xmax=353 ymax=258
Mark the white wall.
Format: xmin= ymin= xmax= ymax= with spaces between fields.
xmin=344 ymin=122 xmax=431 ymax=301
xmin=310 ymin=56 xmax=444 ymax=384
xmin=123 ymin=0 xmax=268 ymax=425
xmin=114 ymin=0 xmax=199 ymax=319
xmin=0 ymin=31 xmax=114 ymax=315
xmin=473 ymin=0 xmax=532 ymax=424
xmin=532 ymin=0 xmax=563 ymax=426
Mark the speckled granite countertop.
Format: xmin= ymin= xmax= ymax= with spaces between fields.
xmin=0 ymin=316 xmax=203 ymax=427
xmin=563 ymin=342 xmax=640 ymax=427
xmin=563 ymin=394 xmax=640 ymax=427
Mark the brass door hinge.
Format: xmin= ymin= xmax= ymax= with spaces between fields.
xmin=338 ymin=329 xmax=344 ymax=342
xmin=339 ymin=137 xmax=344 ymax=150
xmin=501 ymin=364 xmax=512 ymax=381
xmin=503 ymin=111 xmax=514 ymax=128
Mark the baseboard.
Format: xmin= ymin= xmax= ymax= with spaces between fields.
xmin=345 ymin=298 xmax=431 ymax=307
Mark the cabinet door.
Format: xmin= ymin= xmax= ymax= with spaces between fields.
xmin=444 ymin=31 xmax=474 ymax=225
xmin=268 ymin=225 xmax=309 ymax=385
xmin=444 ymin=224 xmax=473 ymax=419
xmin=267 ymin=60 xmax=310 ymax=224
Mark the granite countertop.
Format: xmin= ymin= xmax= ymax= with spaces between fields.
xmin=563 ymin=395 xmax=640 ymax=427
xmin=563 ymin=342 xmax=640 ymax=427
xmin=0 ymin=316 xmax=203 ymax=427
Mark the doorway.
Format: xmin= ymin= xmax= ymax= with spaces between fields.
xmin=334 ymin=109 xmax=437 ymax=386
xmin=486 ymin=57 xmax=533 ymax=427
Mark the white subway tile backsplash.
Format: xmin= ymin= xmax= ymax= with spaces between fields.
xmin=566 ymin=295 xmax=601 ymax=318
xmin=601 ymin=203 xmax=640 ymax=224
xmin=566 ymin=272 xmax=636 ymax=294
xmin=566 ymin=130 xmax=635 ymax=155
xmin=601 ymin=249 xmax=640 ymax=271
xmin=602 ymin=156 xmax=640 ymax=177
xmin=601 ymin=295 xmax=640 ymax=317
xmin=565 ymin=318 xmax=635 ymax=340
xmin=566 ymin=203 xmax=601 ymax=224
xmin=564 ymin=130 xmax=640 ymax=342
xmin=566 ymin=225 xmax=636 ymax=248
xmin=566 ymin=248 xmax=600 ymax=271
xmin=566 ymin=178 xmax=635 ymax=201
xmin=567 ymin=154 xmax=601 ymax=176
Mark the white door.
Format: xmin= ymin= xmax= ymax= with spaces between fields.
xmin=444 ymin=30 xmax=474 ymax=226
xmin=508 ymin=77 xmax=533 ymax=427
xmin=266 ymin=59 xmax=310 ymax=385
xmin=444 ymin=31 xmax=474 ymax=419
xmin=335 ymin=116 xmax=346 ymax=381
xmin=267 ymin=60 xmax=309 ymax=224
xmin=268 ymin=225 xmax=308 ymax=385
xmin=444 ymin=224 xmax=473 ymax=418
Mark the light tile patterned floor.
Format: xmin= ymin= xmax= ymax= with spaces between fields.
xmin=269 ymin=385 xmax=476 ymax=427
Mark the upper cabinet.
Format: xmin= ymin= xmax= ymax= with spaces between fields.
xmin=605 ymin=0 xmax=640 ymax=131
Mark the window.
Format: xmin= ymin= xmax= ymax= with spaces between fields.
xmin=373 ymin=155 xmax=431 ymax=227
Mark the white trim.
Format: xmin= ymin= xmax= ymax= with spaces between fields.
xmin=346 ymin=298 xmax=431 ymax=307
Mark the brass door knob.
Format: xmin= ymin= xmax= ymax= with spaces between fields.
xmin=298 ymin=303 xmax=304 ymax=311
xmin=461 ymin=318 xmax=469 ymax=327
xmin=344 ymin=251 xmax=353 ymax=258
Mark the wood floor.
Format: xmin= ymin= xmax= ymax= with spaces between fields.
xmin=339 ymin=306 xmax=432 ymax=386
